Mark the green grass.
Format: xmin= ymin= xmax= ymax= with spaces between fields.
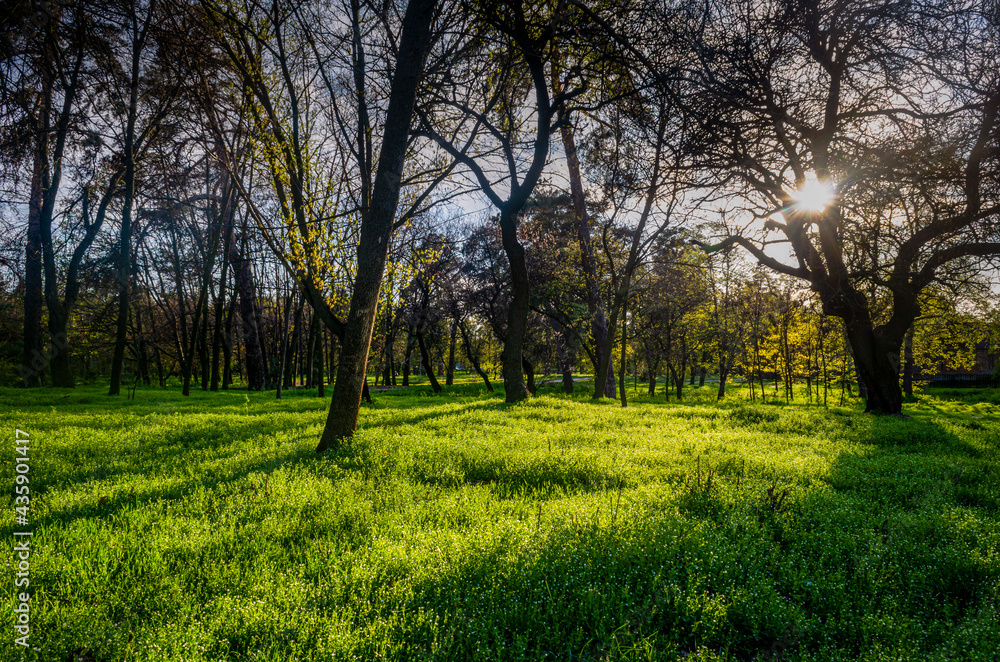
xmin=2 ymin=380 xmax=999 ymax=661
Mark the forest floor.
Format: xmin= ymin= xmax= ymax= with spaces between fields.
xmin=1 ymin=379 xmax=999 ymax=661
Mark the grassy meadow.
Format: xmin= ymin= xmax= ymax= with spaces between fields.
xmin=2 ymin=378 xmax=999 ymax=661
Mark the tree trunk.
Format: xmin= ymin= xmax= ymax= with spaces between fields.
xmin=845 ymin=323 xmax=904 ymax=414
xmin=522 ymin=356 xmax=537 ymax=395
xmin=318 ymin=0 xmax=437 ymax=450
xmin=459 ymin=321 xmax=493 ymax=392
xmin=198 ymin=315 xmax=209 ymax=390
xmin=316 ymin=320 xmax=326 ymax=397
xmin=755 ymin=335 xmax=766 ymax=404
xmin=499 ymin=208 xmax=530 ymax=402
xmin=210 ymin=273 xmax=227 ymax=392
xmin=717 ymin=348 xmax=732 ymax=401
xmin=306 ymin=316 xmax=317 ymax=389
xmin=663 ymin=330 xmax=672 ymax=402
xmin=328 ymin=328 xmax=337 ymax=387
xmin=46 ymin=307 xmax=73 ymax=387
xmin=155 ymin=346 xmax=164 ymax=387
xmin=109 ymin=41 xmax=143 ymax=396
xmin=558 ymin=115 xmax=615 ymax=398
xmin=402 ymin=327 xmax=415 ymax=387
xmin=821 ymin=317 xmax=829 ymax=407
xmin=552 ymin=321 xmax=574 ymax=394
xmin=35 ymin=19 xmax=82 ymax=390
xmin=285 ymin=294 xmax=305 ymax=388
xmin=21 ymin=154 xmax=44 ymax=388
xmin=382 ymin=313 xmax=394 ymax=387
xmin=416 ymin=330 xmax=442 ymax=393
xmin=107 ymin=163 xmax=134 ymax=397
xmin=135 ymin=303 xmax=150 ymax=386
xmin=182 ymin=217 xmax=224 ymax=397
xmin=675 ymin=343 xmax=685 ymax=402
xmin=222 ymin=290 xmax=237 ymax=389
xmin=276 ymin=290 xmax=295 ymax=400
xmin=316 ymin=323 xmax=326 ymax=397
xmin=230 ymin=239 xmax=267 ymax=390
xmin=446 ymin=317 xmax=457 ymax=386
xmin=591 ymin=113 xmax=668 ymax=400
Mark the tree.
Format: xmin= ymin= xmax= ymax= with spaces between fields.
xmin=317 ymin=0 xmax=440 ymax=448
xmin=401 ymin=234 xmax=452 ymax=394
xmin=587 ymin=96 xmax=688 ymax=402
xmin=108 ymin=0 xmax=181 ymax=395
xmin=0 ymin=0 xmax=61 ymax=388
xmin=550 ymin=38 xmax=619 ymax=398
xmin=636 ymin=239 xmax=708 ymax=401
xmin=704 ymin=248 xmax=751 ymax=400
xmin=681 ymin=0 xmax=1000 ymax=413
xmin=520 ymin=190 xmax=598 ymax=388
xmin=4 ymin=0 xmax=91 ymax=387
xmin=199 ymin=0 xmax=446 ymax=441
xmin=416 ymin=0 xmax=588 ymax=402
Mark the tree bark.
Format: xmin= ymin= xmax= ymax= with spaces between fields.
xmin=844 ymin=323 xmax=904 ymax=414
xmin=522 ymin=356 xmax=536 ymax=395
xmin=402 ymin=327 xmax=415 ymax=387
xmin=276 ymin=289 xmax=296 ymax=400
xmin=446 ymin=317 xmax=457 ymax=386
xmin=210 ymin=270 xmax=228 ymax=391
xmin=499 ymin=209 xmax=530 ymax=402
xmin=32 ymin=11 xmax=83 ymax=390
xmin=230 ymin=238 xmax=267 ymax=390
xmin=21 ymin=154 xmax=45 ymax=387
xmin=717 ymin=344 xmax=736 ymax=401
xmin=382 ymin=309 xmax=395 ymax=387
xmin=154 ymin=346 xmax=164 ymax=386
xmin=664 ymin=328 xmax=672 ymax=402
xmin=558 ymin=115 xmax=615 ymax=398
xmin=306 ymin=316 xmax=317 ymax=389
xmin=198 ymin=308 xmax=209 ymax=390
xmin=317 ymin=0 xmax=437 ymax=450
xmin=674 ymin=340 xmax=686 ymax=402
xmin=416 ymin=329 xmax=442 ymax=392
xmin=316 ymin=317 xmax=325 ymax=397
xmin=552 ymin=320 xmax=574 ymax=394
xmin=109 ymin=25 xmax=144 ymax=396
xmin=285 ymin=294 xmax=305 ymax=388
xmin=222 ymin=287 xmax=237 ymax=389
xmin=459 ymin=320 xmax=493 ymax=392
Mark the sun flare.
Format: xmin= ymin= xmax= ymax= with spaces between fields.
xmin=792 ymin=179 xmax=836 ymax=212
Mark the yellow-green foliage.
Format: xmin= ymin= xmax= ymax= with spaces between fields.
xmin=1 ymin=382 xmax=998 ymax=661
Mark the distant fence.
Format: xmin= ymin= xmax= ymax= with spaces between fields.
xmin=928 ymin=374 xmax=1000 ymax=389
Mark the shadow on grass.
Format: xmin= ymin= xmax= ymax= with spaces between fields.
xmin=776 ymin=414 xmax=1000 ymax=658
xmin=362 ymin=398 xmax=505 ymax=431
xmin=23 ymin=441 xmax=318 ymax=533
xmin=364 ymin=413 xmax=1000 ymax=661
xmin=825 ymin=412 xmax=999 ymax=511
